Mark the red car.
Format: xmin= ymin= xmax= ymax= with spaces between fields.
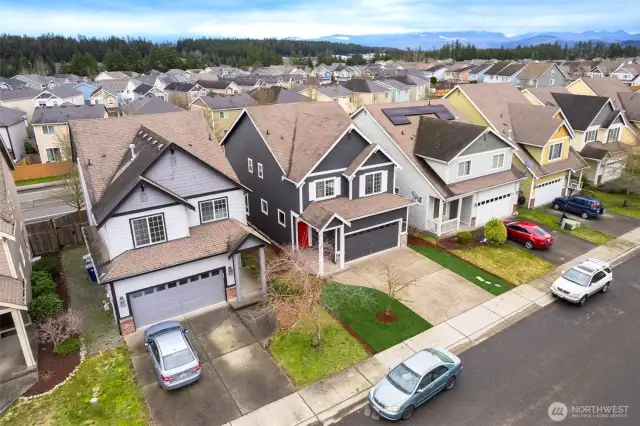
xmin=503 ymin=220 xmax=554 ymax=249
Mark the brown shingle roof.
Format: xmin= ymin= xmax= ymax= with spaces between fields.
xmin=518 ymin=63 xmax=554 ymax=80
xmin=70 ymin=111 xmax=237 ymax=206
xmin=526 ymin=86 xmax=570 ymax=106
xmin=0 ymin=275 xmax=25 ymax=308
xmin=447 ymin=166 xmax=525 ymax=196
xmin=508 ymin=102 xmax=564 ymax=147
xmin=580 ymin=77 xmax=633 ymax=108
xmin=580 ymin=141 xmax=630 ymax=161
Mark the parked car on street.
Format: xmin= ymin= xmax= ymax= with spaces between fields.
xmin=550 ymin=259 xmax=612 ymax=306
xmin=368 ymin=347 xmax=462 ymax=421
xmin=503 ymin=220 xmax=555 ymax=249
xmin=552 ymin=195 xmax=604 ymax=219
xmin=144 ymin=321 xmax=202 ymax=390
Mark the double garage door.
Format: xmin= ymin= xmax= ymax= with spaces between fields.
xmin=344 ymin=222 xmax=399 ymax=262
xmin=601 ymin=159 xmax=623 ymax=183
xmin=129 ymin=269 xmax=226 ymax=328
xmin=475 ymin=192 xmax=514 ymax=226
xmin=534 ymin=178 xmax=564 ymax=207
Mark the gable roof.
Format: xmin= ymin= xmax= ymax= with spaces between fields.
xmin=550 ymin=93 xmax=610 ymax=131
xmin=248 ymin=86 xmax=307 ymax=104
xmin=618 ymin=92 xmax=640 ymax=122
xmin=0 ymin=106 xmax=26 ymax=127
xmin=414 ymin=117 xmax=487 ymax=162
xmin=0 ymin=77 xmax=24 ymax=89
xmin=483 ymin=61 xmax=510 ymax=76
xmin=340 ymin=79 xmax=389 ymax=93
xmin=195 ymin=93 xmax=258 ymax=110
xmin=314 ymin=85 xmax=352 ymax=98
xmin=164 ymin=82 xmax=199 ymax=92
xmin=98 ymin=71 xmax=128 ymax=79
xmin=518 ymin=63 xmax=554 ymax=80
xmin=496 ymin=63 xmax=526 ymax=77
xmin=46 ymin=85 xmax=83 ymax=99
xmin=121 ymin=97 xmax=182 ymax=116
xmin=132 ymin=83 xmax=154 ymax=95
xmin=31 ymin=104 xmax=107 ymax=125
xmin=0 ymin=87 xmax=39 ymax=102
xmin=196 ymin=79 xmax=234 ymax=89
xmin=91 ymin=81 xmax=129 ymax=97
xmin=579 ymin=77 xmax=633 ymax=108
xmin=508 ymin=102 xmax=565 ymax=147
xmin=525 ymin=86 xmax=570 ymax=106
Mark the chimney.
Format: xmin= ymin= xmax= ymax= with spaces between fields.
xmin=129 ymin=143 xmax=136 ymax=159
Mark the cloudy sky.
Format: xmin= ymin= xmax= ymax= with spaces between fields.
xmin=1 ymin=0 xmax=638 ymax=39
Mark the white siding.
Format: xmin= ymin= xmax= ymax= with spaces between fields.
xmin=447 ymin=148 xmax=513 ymax=184
xmin=113 ymin=253 xmax=235 ymax=317
xmin=424 ymin=159 xmax=448 ymax=182
xmin=186 ymin=189 xmax=246 ymax=227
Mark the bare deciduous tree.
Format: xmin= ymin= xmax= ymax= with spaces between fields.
xmin=55 ymin=133 xmax=85 ymax=220
xmin=38 ymin=309 xmax=82 ymax=345
xmin=619 ymin=147 xmax=640 ymax=205
xmin=374 ymin=260 xmax=413 ymax=319
xmin=348 ymin=93 xmax=364 ymax=112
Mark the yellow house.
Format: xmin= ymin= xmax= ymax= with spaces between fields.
xmin=189 ymin=94 xmax=256 ymax=141
xmin=298 ymin=85 xmax=354 ymax=113
xmin=445 ymin=83 xmax=589 ymax=208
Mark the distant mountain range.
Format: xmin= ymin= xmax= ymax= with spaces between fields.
xmin=316 ymin=31 xmax=640 ymax=50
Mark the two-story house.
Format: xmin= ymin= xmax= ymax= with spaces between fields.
xmin=482 ymin=62 xmax=511 ymax=84
xmin=189 ymin=94 xmax=258 ymax=140
xmin=33 ymin=86 xmax=84 ymax=107
xmin=73 ymin=82 xmax=99 ymax=104
xmin=586 ymin=60 xmax=624 ymax=78
xmin=94 ymin=71 xmax=129 ymax=81
xmin=0 ymin=77 xmax=24 ymax=90
xmin=197 ymin=80 xmax=242 ymax=95
xmin=375 ymin=79 xmax=411 ymax=103
xmin=468 ymin=63 xmax=494 ymax=83
xmin=297 ymin=85 xmax=354 ymax=113
xmin=0 ymin=88 xmax=40 ymax=122
xmin=0 ymin=107 xmax=28 ymax=162
xmin=0 ymin=143 xmax=36 ymax=384
xmin=353 ymin=100 xmax=524 ymax=235
xmin=421 ymin=64 xmax=448 ymax=82
xmin=340 ymin=79 xmax=392 ymax=109
xmin=609 ymin=63 xmax=640 ymax=86
xmin=392 ymin=73 xmax=431 ymax=101
xmin=164 ymin=82 xmax=208 ymax=108
xmin=90 ymin=81 xmax=129 ymax=114
xmin=445 ymin=83 xmax=589 ymax=208
xmin=73 ymin=111 xmax=269 ymax=334
xmin=221 ymin=102 xmax=412 ymax=275
xmin=12 ymin=74 xmax=56 ymax=91
xmin=517 ymin=63 xmax=568 ymax=89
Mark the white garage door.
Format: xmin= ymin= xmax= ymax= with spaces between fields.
xmin=476 ymin=192 xmax=514 ymax=225
xmin=601 ymin=159 xmax=623 ymax=183
xmin=129 ymin=268 xmax=226 ymax=328
xmin=534 ymin=178 xmax=564 ymax=207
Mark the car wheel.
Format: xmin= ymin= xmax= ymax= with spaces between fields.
xmin=445 ymin=376 xmax=456 ymax=390
xmin=525 ymin=240 xmax=534 ymax=250
xmin=601 ymin=282 xmax=609 ymax=293
xmin=579 ymin=296 xmax=587 ymax=306
xmin=581 ymin=212 xmax=589 ymax=219
xmin=553 ymin=203 xmax=561 ymax=210
xmin=402 ymin=405 xmax=415 ymax=420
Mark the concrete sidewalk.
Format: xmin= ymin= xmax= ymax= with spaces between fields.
xmin=223 ymin=227 xmax=640 ymax=426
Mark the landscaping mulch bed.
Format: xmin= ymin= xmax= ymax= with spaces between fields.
xmin=408 ymin=234 xmax=436 ymax=247
xmin=23 ymin=342 xmax=80 ymax=397
xmin=437 ymin=234 xmax=484 ymax=250
xmin=376 ymin=311 xmax=398 ymax=324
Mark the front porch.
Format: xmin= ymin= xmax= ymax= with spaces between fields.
xmin=425 ymin=195 xmax=474 ymax=235
xmin=294 ymin=221 xmax=345 ymax=276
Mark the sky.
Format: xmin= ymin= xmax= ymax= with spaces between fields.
xmin=0 ymin=0 xmax=638 ymax=40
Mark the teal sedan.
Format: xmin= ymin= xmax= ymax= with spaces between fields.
xmin=368 ymin=348 xmax=462 ymax=421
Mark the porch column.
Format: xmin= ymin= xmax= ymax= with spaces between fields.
xmin=318 ymin=231 xmax=324 ymax=276
xmin=456 ymin=198 xmax=462 ymax=229
xmin=578 ymin=170 xmax=584 ymax=189
xmin=339 ymin=226 xmax=345 ymax=269
xmin=233 ymin=253 xmax=242 ymax=301
xmin=11 ymin=309 xmax=35 ymax=367
xmin=258 ymin=246 xmax=267 ymax=294
xmin=437 ymin=199 xmax=444 ymax=235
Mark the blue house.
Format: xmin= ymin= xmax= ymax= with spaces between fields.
xmin=74 ymin=82 xmax=99 ymax=104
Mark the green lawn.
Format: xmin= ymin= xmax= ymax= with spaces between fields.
xmin=516 ymin=209 xmax=615 ymax=245
xmin=322 ymin=284 xmax=431 ymax=353
xmin=0 ymin=348 xmax=149 ymax=426
xmin=269 ymin=310 xmax=369 ymax=388
xmin=451 ymin=245 xmax=555 ymax=285
xmin=411 ymin=245 xmax=515 ymax=294
xmin=582 ymin=189 xmax=640 ymax=220
xmin=15 ymin=176 xmax=61 ymax=186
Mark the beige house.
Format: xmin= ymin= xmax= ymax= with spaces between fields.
xmin=190 ymin=94 xmax=257 ymax=140
xmin=298 ymin=85 xmax=354 ymax=113
xmin=0 ymin=88 xmax=39 ymax=122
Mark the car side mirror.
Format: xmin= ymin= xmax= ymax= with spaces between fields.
xmin=184 ymin=329 xmax=189 ymax=334
xmin=144 ymin=342 xmax=149 ymax=347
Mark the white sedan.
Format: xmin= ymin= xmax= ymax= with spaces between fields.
xmin=550 ymin=258 xmax=612 ymax=306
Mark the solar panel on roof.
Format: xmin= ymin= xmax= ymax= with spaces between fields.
xmin=381 ymin=105 xmax=455 ymax=125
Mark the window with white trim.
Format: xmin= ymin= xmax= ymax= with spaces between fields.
xmin=364 ymin=172 xmax=383 ymax=195
xmin=548 ymin=142 xmax=563 ymax=161
xmin=258 ymin=162 xmax=263 ymax=179
xmin=492 ymin=153 xmax=505 ymax=169
xmin=278 ymin=209 xmax=286 ymax=227
xmin=200 ymin=198 xmax=229 ymax=223
xmin=131 ymin=214 xmax=166 ymax=247
xmin=607 ymin=127 xmax=620 ymax=142
xmin=248 ymin=158 xmax=253 ymax=173
xmin=261 ymin=199 xmax=268 ymax=215
xmin=585 ymin=129 xmax=598 ymax=143
xmin=45 ymin=147 xmax=61 ymax=162
xmin=219 ymin=111 xmax=228 ymax=119
xmin=42 ymin=125 xmax=55 ymax=135
xmin=550 ymin=78 xmax=555 ymax=85
xmin=315 ymin=178 xmax=335 ymax=200
xmin=457 ymin=160 xmax=471 ymax=177
xmin=245 ymin=193 xmax=249 ymax=216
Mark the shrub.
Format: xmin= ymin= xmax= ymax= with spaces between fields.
xmin=484 ymin=218 xmax=507 ymax=245
xmin=33 ymin=257 xmax=61 ymax=279
xmin=38 ymin=309 xmax=82 ymax=345
xmin=456 ymin=231 xmax=473 ymax=244
xmin=28 ymin=293 xmax=63 ymax=322
xmin=30 ymin=270 xmax=51 ymax=284
xmin=32 ymin=275 xmax=57 ymax=298
xmin=53 ymin=337 xmax=81 ymax=356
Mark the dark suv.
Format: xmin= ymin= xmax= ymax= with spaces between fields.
xmin=552 ymin=195 xmax=604 ymax=219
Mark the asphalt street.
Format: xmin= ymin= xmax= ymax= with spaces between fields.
xmin=18 ymin=185 xmax=78 ymax=223
xmin=336 ymin=254 xmax=640 ymax=426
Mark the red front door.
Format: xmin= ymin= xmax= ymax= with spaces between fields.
xmin=298 ymin=222 xmax=309 ymax=247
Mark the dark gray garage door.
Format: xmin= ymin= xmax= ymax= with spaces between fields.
xmin=129 ymin=269 xmax=226 ymax=328
xmin=344 ymin=221 xmax=399 ymax=262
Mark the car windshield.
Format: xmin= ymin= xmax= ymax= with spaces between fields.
xmin=533 ymin=228 xmax=547 ymax=237
xmin=562 ymin=269 xmax=591 ymax=287
xmin=162 ymin=349 xmax=194 ymax=370
xmin=387 ymin=364 xmax=420 ymax=394
xmin=426 ymin=348 xmax=453 ymax=363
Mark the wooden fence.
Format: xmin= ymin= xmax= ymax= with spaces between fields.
xmin=27 ymin=211 xmax=88 ymax=255
xmin=11 ymin=161 xmax=72 ymax=182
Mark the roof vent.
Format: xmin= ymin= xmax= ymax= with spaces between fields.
xmin=142 ymin=133 xmax=148 ymax=138
xmin=266 ymin=129 xmax=270 ymax=135
xmin=157 ymin=144 xmax=164 ymax=150
xmin=129 ymin=143 xmax=136 ymax=159
xmin=401 ymin=130 xmax=404 ymax=135
xmin=152 ymin=139 xmax=158 ymax=145
xmin=147 ymin=136 xmax=153 ymax=141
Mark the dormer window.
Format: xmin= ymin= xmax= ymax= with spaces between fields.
xmin=607 ymin=127 xmax=620 ymax=143
xmin=364 ymin=172 xmax=383 ymax=195
xmin=200 ymin=198 xmax=229 ymax=223
xmin=131 ymin=214 xmax=166 ymax=248
xmin=548 ymin=142 xmax=563 ymax=161
xmin=315 ymin=178 xmax=335 ymax=200
xmin=585 ymin=129 xmax=598 ymax=143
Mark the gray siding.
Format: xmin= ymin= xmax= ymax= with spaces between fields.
xmin=609 ymin=115 xmax=623 ymax=126
xmin=114 ymin=183 xmax=176 ymax=215
xmin=314 ymin=131 xmax=369 ymax=172
xmin=145 ymin=149 xmax=237 ymax=198
xmin=363 ymin=150 xmax=392 ymax=167
xmin=352 ymin=164 xmax=395 ymax=199
xmin=537 ymin=65 xmax=568 ymax=88
xmin=459 ymin=132 xmax=508 ymax=156
xmin=224 ymin=115 xmax=298 ymax=244
xmin=302 ymin=172 xmax=349 ymax=210
xmin=346 ymin=206 xmax=407 ymax=233
xmin=325 ymin=218 xmax=343 ymax=229
xmin=592 ymin=103 xmax=614 ymax=127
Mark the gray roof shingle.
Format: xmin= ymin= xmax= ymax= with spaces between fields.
xmin=121 ymin=97 xmax=182 ymax=116
xmin=551 ymin=93 xmax=610 ymax=131
xmin=414 ymin=117 xmax=486 ymax=162
xmin=0 ymin=87 xmax=39 ymax=102
xmin=32 ymin=104 xmax=107 ymax=125
xmin=0 ymin=107 xmax=26 ymax=127
xmin=196 ymin=94 xmax=257 ymax=110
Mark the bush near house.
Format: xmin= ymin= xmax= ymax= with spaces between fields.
xmin=484 ymin=218 xmax=507 ymax=245
xmin=31 ymin=271 xmax=57 ymax=299
xmin=28 ymin=293 xmax=63 ymax=322
xmin=33 ymin=257 xmax=61 ymax=279
xmin=456 ymin=231 xmax=473 ymax=244
xmin=53 ymin=337 xmax=81 ymax=356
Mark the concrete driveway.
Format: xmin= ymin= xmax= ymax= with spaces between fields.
xmin=545 ymin=207 xmax=640 ymax=237
xmin=125 ymin=304 xmax=294 ymax=426
xmin=506 ymin=225 xmax=597 ymax=265
xmin=333 ymin=247 xmax=494 ymax=325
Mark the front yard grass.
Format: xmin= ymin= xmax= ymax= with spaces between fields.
xmin=322 ymin=284 xmax=431 ymax=353
xmin=411 ymin=245 xmax=515 ymax=294
xmin=451 ymin=245 xmax=555 ymax=285
xmin=582 ymin=189 xmax=640 ymax=220
xmin=0 ymin=348 xmax=149 ymax=426
xmin=62 ymin=245 xmax=121 ymax=355
xmin=269 ymin=310 xmax=369 ymax=388
xmin=516 ymin=208 xmax=614 ymax=245
xmin=14 ymin=176 xmax=61 ymax=186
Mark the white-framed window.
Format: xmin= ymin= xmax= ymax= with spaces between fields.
xmin=551 ymin=69 xmax=555 ymax=77
xmin=364 ymin=172 xmax=383 ymax=195
xmin=42 ymin=125 xmax=55 ymax=135
xmin=245 ymin=193 xmax=249 ymax=216
xmin=457 ymin=160 xmax=471 ymax=177
xmin=258 ymin=163 xmax=263 ymax=179
xmin=45 ymin=147 xmax=61 ymax=162
xmin=585 ymin=129 xmax=598 ymax=142
xmin=548 ymin=142 xmax=563 ymax=161
xmin=550 ymin=78 xmax=555 ymax=85
xmin=248 ymin=158 xmax=253 ymax=173
xmin=261 ymin=198 xmax=268 ymax=215
xmin=219 ymin=111 xmax=228 ymax=119
xmin=315 ymin=178 xmax=335 ymax=200
xmin=107 ymin=97 xmax=115 ymax=105
xmin=130 ymin=214 xmax=166 ymax=248
xmin=199 ymin=197 xmax=229 ymax=223
xmin=277 ymin=209 xmax=286 ymax=227
xmin=492 ymin=153 xmax=505 ymax=169
xmin=607 ymin=127 xmax=620 ymax=142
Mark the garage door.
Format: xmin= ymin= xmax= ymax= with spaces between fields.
xmin=344 ymin=221 xmax=399 ymax=262
xmin=601 ymin=159 xmax=623 ymax=183
xmin=534 ymin=178 xmax=564 ymax=207
xmin=129 ymin=269 xmax=226 ymax=328
xmin=476 ymin=192 xmax=513 ymax=225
